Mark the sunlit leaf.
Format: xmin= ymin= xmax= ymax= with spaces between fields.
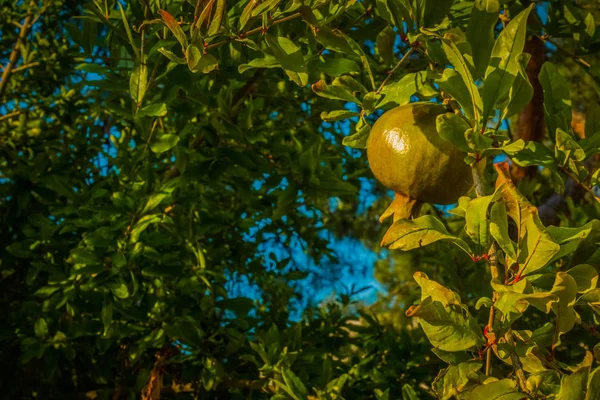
xmin=266 ymin=35 xmax=308 ymax=86
xmin=466 ymin=0 xmax=500 ymax=78
xmin=482 ymin=5 xmax=533 ymax=122
xmin=159 ymin=9 xmax=188 ymax=50
xmin=381 ymin=215 xmax=473 ymax=255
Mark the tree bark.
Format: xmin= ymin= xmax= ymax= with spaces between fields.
xmin=512 ymin=35 xmax=547 ymax=181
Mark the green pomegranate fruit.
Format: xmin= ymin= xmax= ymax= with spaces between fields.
xmin=367 ymin=102 xmax=473 ymax=221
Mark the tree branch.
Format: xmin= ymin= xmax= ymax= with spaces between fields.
xmin=472 ymin=163 xmax=499 ymax=376
xmin=205 ymin=2 xmax=330 ymax=51
xmin=563 ymin=169 xmax=600 ymax=204
xmin=11 ymin=62 xmax=41 ymax=74
xmin=0 ymin=110 xmax=22 ymax=121
xmin=376 ymin=48 xmax=415 ymax=94
xmin=0 ymin=1 xmax=38 ymax=100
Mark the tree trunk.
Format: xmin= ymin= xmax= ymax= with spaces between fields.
xmin=511 ymin=35 xmax=546 ymax=181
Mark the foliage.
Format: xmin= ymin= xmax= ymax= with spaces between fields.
xmin=1 ymin=0 xmax=600 ymax=399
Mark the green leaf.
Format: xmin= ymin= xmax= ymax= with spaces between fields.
xmin=321 ymin=110 xmax=360 ymax=122
xmin=186 ymin=44 xmax=202 ymax=72
xmin=70 ymin=248 xmax=99 ymax=265
xmin=150 ymin=134 xmax=180 ymax=153
xmin=465 ymin=192 xmax=501 ymax=249
xmin=191 ymin=53 xmax=218 ymax=74
xmin=362 ymin=92 xmax=381 ymax=114
xmin=239 ymin=0 xmax=258 ymax=30
xmin=441 ymin=39 xmax=482 ymax=121
xmin=401 ymin=384 xmax=419 ymax=400
xmin=377 ymin=26 xmax=396 ymax=65
xmin=376 ymin=0 xmax=412 ymax=31
xmin=158 ymin=47 xmax=186 ymax=64
xmin=309 ymin=177 xmax=357 ymax=197
xmin=482 ymin=5 xmax=533 ymax=122
xmin=238 ymin=56 xmax=280 ymax=73
xmin=342 ymin=118 xmax=370 ymax=149
xmin=138 ymin=103 xmax=168 ymax=117
xmin=417 ymin=0 xmax=455 ymax=28
xmin=475 ymin=297 xmax=493 ymax=310
xmin=173 ymin=318 xmax=204 ymax=348
xmin=433 ymin=361 xmax=482 ymax=399
xmin=141 ymin=180 xmax=178 ymax=215
xmin=586 ymin=367 xmax=600 ymax=400
xmin=379 ymin=71 xmax=436 ymax=109
xmin=432 ymin=348 xmax=473 ymax=365
xmin=272 ymin=183 xmax=297 ymax=221
xmin=308 ymin=57 xmax=360 ymax=77
xmin=492 ymin=280 xmax=557 ymax=323
xmin=34 ymin=318 xmax=49 ymax=338
xmin=381 ymin=215 xmax=472 ymax=255
xmin=489 ymin=201 xmax=517 ymax=261
xmin=312 ymin=80 xmax=360 ymax=104
xmin=101 ymin=297 xmax=113 ymax=335
xmin=130 ymin=214 xmax=162 ymax=243
xmin=81 ymin=18 xmax=97 ymax=55
xmin=547 ymin=220 xmax=600 ymax=264
xmin=315 ymin=29 xmax=355 ymax=57
xmin=335 ymin=76 xmax=368 ymax=96
xmin=406 ymin=296 xmax=484 ymax=352
xmin=539 ymin=62 xmax=572 ymax=140
xmin=579 ymin=132 xmax=600 ymax=158
xmin=436 ymin=69 xmax=475 ymax=121
xmin=567 ymin=264 xmax=598 ymax=293
xmin=467 ymin=379 xmax=523 ymax=400
xmin=413 ymin=272 xmax=462 ymax=305
xmin=110 ymin=283 xmax=129 ymax=299
xmin=34 ymin=286 xmax=61 ymax=298
xmin=464 ymin=127 xmax=494 ymax=152
xmin=159 ymin=9 xmax=188 ymax=50
xmin=466 ymin=0 xmax=500 ymax=78
xmin=266 ymin=35 xmax=308 ymax=87
xmin=555 ymin=128 xmax=586 ymax=176
xmin=118 ymin=3 xmax=139 ymax=59
xmin=502 ymin=53 xmax=533 ymax=119
xmin=556 ymin=363 xmax=589 ymax=400
xmin=112 ymin=252 xmax=127 ymax=269
xmin=282 ymin=368 xmax=308 ymax=400
xmin=550 ymin=272 xmax=578 ymax=346
xmin=436 ymin=112 xmax=471 ymax=152
xmin=301 ymin=7 xmax=372 ymax=85
xmin=130 ymin=61 xmax=148 ymax=106
xmin=506 ymin=141 xmax=559 ymax=173
xmin=517 ymin=213 xmax=560 ymax=277
xmin=338 ymin=31 xmax=375 ymax=90
xmin=252 ymin=0 xmax=280 ymax=17
xmin=574 ymin=12 xmax=596 ymax=49
xmin=207 ymin=0 xmax=226 ymax=36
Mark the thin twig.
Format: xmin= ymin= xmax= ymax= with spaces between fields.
xmin=472 ymin=164 xmax=499 ymax=376
xmin=205 ymin=2 xmax=329 ymax=51
xmin=508 ymin=340 xmax=528 ymax=393
xmin=11 ymin=62 xmax=40 ymax=73
xmin=376 ymin=48 xmax=415 ymax=94
xmin=0 ymin=0 xmax=38 ymax=100
xmin=538 ymin=35 xmax=592 ymax=68
xmin=563 ymin=169 xmax=600 ymax=203
xmin=485 ymin=244 xmax=498 ymax=376
xmin=0 ymin=110 xmax=22 ymax=121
